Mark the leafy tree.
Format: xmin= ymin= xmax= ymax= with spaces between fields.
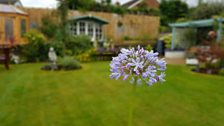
xmin=100 ymin=0 xmax=111 ymax=5
xmin=40 ymin=15 xmax=59 ymax=39
xmin=66 ymin=0 xmax=95 ymax=10
xmin=198 ymin=0 xmax=203 ymax=6
xmin=160 ymin=0 xmax=189 ymax=26
xmin=106 ymin=0 xmax=111 ymax=5
xmin=57 ymin=0 xmax=69 ymax=41
xmin=191 ymin=2 xmax=224 ymax=20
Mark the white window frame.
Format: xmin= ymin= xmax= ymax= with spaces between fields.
xmin=95 ymin=24 xmax=103 ymax=41
xmin=69 ymin=21 xmax=77 ymax=35
xmin=87 ymin=21 xmax=94 ymax=38
xmin=79 ymin=21 xmax=86 ymax=35
xmin=69 ymin=20 xmax=104 ymax=44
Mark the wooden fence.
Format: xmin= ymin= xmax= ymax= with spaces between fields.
xmin=22 ymin=8 xmax=160 ymax=44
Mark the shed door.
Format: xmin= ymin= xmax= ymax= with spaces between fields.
xmin=5 ymin=17 xmax=14 ymax=42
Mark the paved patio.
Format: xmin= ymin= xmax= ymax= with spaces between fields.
xmin=165 ymin=58 xmax=185 ymax=65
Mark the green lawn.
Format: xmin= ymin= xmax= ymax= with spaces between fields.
xmin=0 ymin=62 xmax=224 ymax=126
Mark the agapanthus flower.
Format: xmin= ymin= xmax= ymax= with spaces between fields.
xmin=110 ymin=46 xmax=167 ymax=86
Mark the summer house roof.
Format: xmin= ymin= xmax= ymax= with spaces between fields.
xmin=70 ymin=15 xmax=109 ymax=25
xmin=0 ymin=0 xmax=18 ymax=4
xmin=169 ymin=18 xmax=224 ymax=28
xmin=0 ymin=4 xmax=27 ymax=15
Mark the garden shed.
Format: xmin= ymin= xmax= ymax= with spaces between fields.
xmin=68 ymin=15 xmax=108 ymax=47
xmin=0 ymin=4 xmax=29 ymax=45
xmin=169 ymin=18 xmax=224 ymax=50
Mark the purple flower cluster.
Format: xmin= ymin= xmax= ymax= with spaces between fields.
xmin=110 ymin=46 xmax=167 ymax=86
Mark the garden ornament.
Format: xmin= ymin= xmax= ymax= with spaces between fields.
xmin=48 ymin=47 xmax=58 ymax=70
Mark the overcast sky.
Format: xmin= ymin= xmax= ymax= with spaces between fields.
xmin=21 ymin=0 xmax=216 ymax=8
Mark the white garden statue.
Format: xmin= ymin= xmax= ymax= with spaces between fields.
xmin=48 ymin=47 xmax=58 ymax=70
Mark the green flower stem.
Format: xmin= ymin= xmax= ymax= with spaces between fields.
xmin=128 ymin=78 xmax=137 ymax=126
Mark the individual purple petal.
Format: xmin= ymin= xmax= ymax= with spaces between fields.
xmin=137 ymin=45 xmax=141 ymax=50
xmin=147 ymin=77 xmax=157 ymax=86
xmin=142 ymin=72 xmax=148 ymax=78
xmin=156 ymin=59 xmax=166 ymax=69
xmin=121 ymin=48 xmax=131 ymax=54
xmin=137 ymin=79 xmax=142 ymax=85
xmin=158 ymin=73 xmax=166 ymax=82
xmin=110 ymin=73 xmax=121 ymax=80
xmin=123 ymin=74 xmax=129 ymax=80
xmin=126 ymin=63 xmax=132 ymax=68
xmin=130 ymin=77 xmax=135 ymax=84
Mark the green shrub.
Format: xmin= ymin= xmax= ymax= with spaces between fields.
xmin=40 ymin=15 xmax=59 ymax=39
xmin=219 ymin=68 xmax=224 ymax=76
xmin=48 ymin=40 xmax=65 ymax=57
xmin=145 ymin=45 xmax=153 ymax=51
xmin=58 ymin=56 xmax=82 ymax=70
xmin=24 ymin=30 xmax=46 ymax=43
xmin=141 ymin=34 xmax=152 ymax=41
xmin=159 ymin=26 xmax=171 ymax=33
xmin=191 ymin=3 xmax=224 ymax=20
xmin=76 ymin=49 xmax=96 ymax=62
xmin=23 ymin=30 xmax=48 ymax=62
xmin=123 ymin=36 xmax=132 ymax=41
xmin=76 ymin=52 xmax=92 ymax=62
xmin=160 ymin=34 xmax=172 ymax=48
xmin=176 ymin=18 xmax=190 ymax=22
xmin=64 ymin=49 xmax=73 ymax=56
xmin=64 ymin=35 xmax=93 ymax=55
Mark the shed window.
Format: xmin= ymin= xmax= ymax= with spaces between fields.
xmin=70 ymin=22 xmax=77 ymax=35
xmin=88 ymin=22 xmax=93 ymax=37
xmin=5 ymin=18 xmax=14 ymax=41
xmin=0 ymin=17 xmax=3 ymax=39
xmin=96 ymin=24 xmax=102 ymax=40
xmin=20 ymin=19 xmax=26 ymax=37
xmin=79 ymin=22 xmax=85 ymax=35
